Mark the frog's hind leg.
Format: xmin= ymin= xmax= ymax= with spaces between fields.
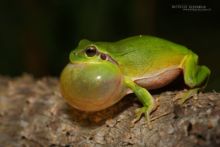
xmin=183 ymin=53 xmax=210 ymax=88
xmin=178 ymin=53 xmax=211 ymax=104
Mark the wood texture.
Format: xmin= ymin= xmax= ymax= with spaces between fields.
xmin=0 ymin=74 xmax=219 ymax=147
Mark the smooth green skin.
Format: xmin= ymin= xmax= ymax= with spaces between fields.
xmin=60 ymin=35 xmax=210 ymax=123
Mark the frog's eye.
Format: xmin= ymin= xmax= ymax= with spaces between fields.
xmin=85 ymin=46 xmax=97 ymax=57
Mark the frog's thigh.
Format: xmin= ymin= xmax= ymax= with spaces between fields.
xmin=183 ymin=53 xmax=210 ymax=88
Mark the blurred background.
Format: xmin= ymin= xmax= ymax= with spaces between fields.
xmin=0 ymin=0 xmax=219 ymax=91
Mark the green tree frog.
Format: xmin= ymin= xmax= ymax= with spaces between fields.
xmin=60 ymin=35 xmax=210 ymax=124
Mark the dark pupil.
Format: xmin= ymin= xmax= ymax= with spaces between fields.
xmin=85 ymin=46 xmax=97 ymax=57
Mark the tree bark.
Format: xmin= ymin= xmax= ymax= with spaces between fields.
xmin=0 ymin=74 xmax=219 ymax=147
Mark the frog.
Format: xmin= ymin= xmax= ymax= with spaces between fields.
xmin=60 ymin=35 xmax=210 ymax=125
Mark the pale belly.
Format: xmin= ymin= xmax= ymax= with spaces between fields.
xmin=134 ymin=67 xmax=182 ymax=90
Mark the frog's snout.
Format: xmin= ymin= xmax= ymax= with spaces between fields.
xmin=60 ymin=62 xmax=125 ymax=111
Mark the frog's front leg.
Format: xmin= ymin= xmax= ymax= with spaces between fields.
xmin=124 ymin=77 xmax=158 ymax=127
xmin=178 ymin=53 xmax=211 ymax=104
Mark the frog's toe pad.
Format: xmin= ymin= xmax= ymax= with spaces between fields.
xmin=175 ymin=88 xmax=199 ymax=104
xmin=132 ymin=106 xmax=152 ymax=127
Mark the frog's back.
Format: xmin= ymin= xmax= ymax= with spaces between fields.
xmin=106 ymin=35 xmax=191 ymax=79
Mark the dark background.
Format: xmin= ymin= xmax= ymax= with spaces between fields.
xmin=0 ymin=0 xmax=219 ymax=91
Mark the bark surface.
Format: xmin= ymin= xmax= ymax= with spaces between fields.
xmin=0 ymin=74 xmax=219 ymax=147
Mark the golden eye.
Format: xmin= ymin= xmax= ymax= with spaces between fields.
xmin=85 ymin=46 xmax=97 ymax=57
